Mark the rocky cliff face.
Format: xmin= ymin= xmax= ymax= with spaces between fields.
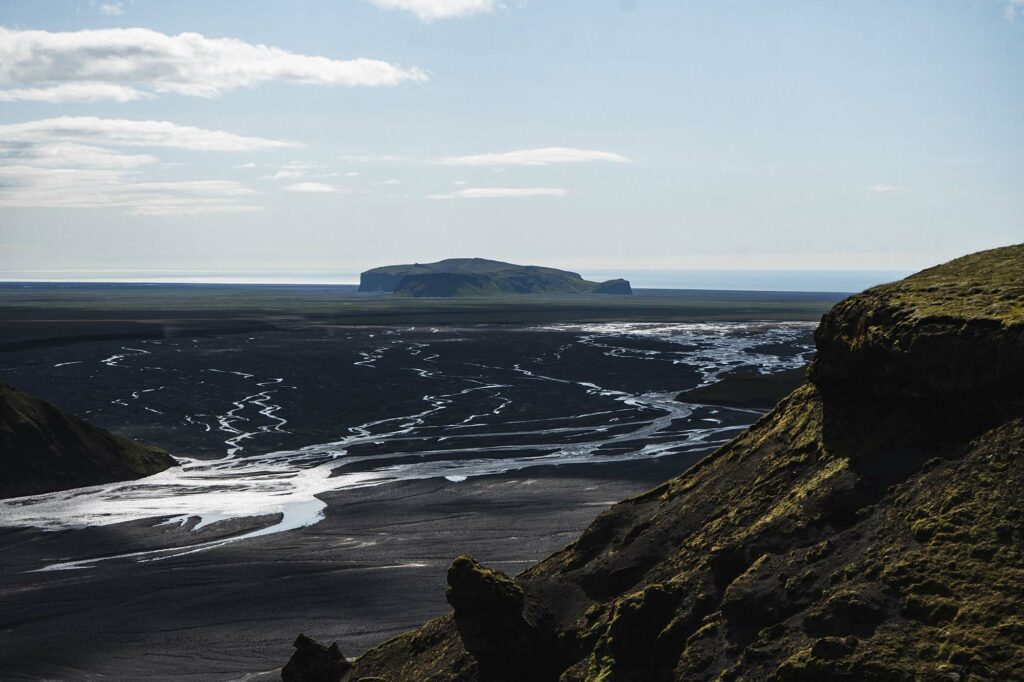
xmin=591 ymin=278 xmax=633 ymax=295
xmin=358 ymin=271 xmax=407 ymax=293
xmin=0 ymin=384 xmax=177 ymax=498
xmin=300 ymin=245 xmax=1024 ymax=681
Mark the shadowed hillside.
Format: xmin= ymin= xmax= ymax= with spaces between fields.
xmin=292 ymin=244 xmax=1024 ymax=681
xmin=0 ymin=384 xmax=176 ymax=498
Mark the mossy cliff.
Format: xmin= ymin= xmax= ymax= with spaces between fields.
xmin=309 ymin=245 xmax=1024 ymax=681
xmin=0 ymin=383 xmax=176 ymax=498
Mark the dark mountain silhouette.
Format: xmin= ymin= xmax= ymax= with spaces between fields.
xmin=359 ymin=258 xmax=633 ymax=297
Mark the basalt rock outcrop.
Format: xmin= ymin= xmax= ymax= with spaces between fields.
xmin=282 ymin=635 xmax=352 ymax=682
xmin=304 ymin=245 xmax=1024 ymax=681
xmin=0 ymin=383 xmax=177 ymax=498
xmin=358 ymin=258 xmax=632 ymax=297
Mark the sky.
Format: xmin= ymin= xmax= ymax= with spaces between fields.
xmin=0 ymin=0 xmax=1021 ymax=286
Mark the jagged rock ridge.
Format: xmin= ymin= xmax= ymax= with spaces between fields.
xmin=0 ymin=383 xmax=177 ymax=498
xmin=358 ymin=258 xmax=633 ymax=297
xmin=304 ymin=245 xmax=1023 ymax=681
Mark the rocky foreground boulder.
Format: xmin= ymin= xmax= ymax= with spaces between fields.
xmin=282 ymin=635 xmax=351 ymax=682
xmin=296 ymin=244 xmax=1024 ymax=681
xmin=0 ymin=383 xmax=176 ymax=498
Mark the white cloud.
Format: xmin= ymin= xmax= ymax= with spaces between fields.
xmin=428 ymin=187 xmax=568 ymax=199
xmin=1006 ymin=0 xmax=1024 ymax=20
xmin=0 ymin=141 xmax=158 ymax=168
xmin=0 ymin=117 xmax=287 ymax=215
xmin=284 ymin=182 xmax=338 ymax=193
xmin=0 ymin=117 xmax=298 ymax=151
xmin=339 ymin=154 xmax=403 ymax=163
xmin=438 ymin=147 xmax=629 ymax=167
xmin=98 ymin=3 xmax=124 ymax=16
xmin=0 ymin=165 xmax=260 ymax=215
xmin=131 ymin=180 xmax=254 ymax=196
xmin=268 ymin=162 xmax=342 ymax=182
xmin=0 ymin=82 xmax=149 ymax=103
xmin=272 ymin=169 xmax=306 ymax=180
xmin=0 ymin=26 xmax=427 ymax=101
xmin=366 ymin=0 xmax=497 ymax=22
xmin=870 ymin=184 xmax=901 ymax=192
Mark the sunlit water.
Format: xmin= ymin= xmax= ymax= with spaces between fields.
xmin=0 ymin=322 xmax=814 ymax=569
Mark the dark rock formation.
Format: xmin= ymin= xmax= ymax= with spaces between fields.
xmin=0 ymin=383 xmax=177 ymax=498
xmin=446 ymin=556 xmax=565 ymax=681
xmin=810 ymin=246 xmax=1024 ymax=409
xmin=676 ymin=367 xmax=806 ymax=409
xmin=358 ymin=270 xmax=409 ymax=293
xmin=592 ymin=278 xmax=633 ymax=295
xmin=358 ymin=258 xmax=632 ymax=297
xmin=281 ymin=634 xmax=351 ymax=682
xmin=306 ymin=244 xmax=1024 ymax=681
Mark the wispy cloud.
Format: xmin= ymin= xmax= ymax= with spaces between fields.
xmin=870 ymin=184 xmax=902 ymax=192
xmin=428 ymin=187 xmax=568 ymax=199
xmin=0 ymin=141 xmax=158 ymax=169
xmin=0 ymin=117 xmax=288 ymax=214
xmin=0 ymin=82 xmax=150 ymax=103
xmin=365 ymin=0 xmax=497 ymax=22
xmin=284 ymin=182 xmax=339 ymax=193
xmin=0 ymin=165 xmax=260 ymax=215
xmin=0 ymin=26 xmax=427 ymax=102
xmin=1005 ymin=0 xmax=1024 ymax=20
xmin=269 ymin=162 xmax=317 ymax=180
xmin=98 ymin=2 xmax=124 ymax=16
xmin=0 ymin=117 xmax=298 ymax=151
xmin=339 ymin=154 xmax=403 ymax=163
xmin=438 ymin=147 xmax=629 ymax=167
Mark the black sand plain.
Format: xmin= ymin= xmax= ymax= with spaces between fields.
xmin=0 ymin=284 xmax=837 ymax=679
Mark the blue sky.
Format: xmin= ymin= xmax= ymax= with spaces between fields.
xmin=0 ymin=0 xmax=1021 ymax=284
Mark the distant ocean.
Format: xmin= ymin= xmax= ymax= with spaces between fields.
xmin=1 ymin=269 xmax=910 ymax=293
xmin=580 ymin=269 xmax=911 ymax=293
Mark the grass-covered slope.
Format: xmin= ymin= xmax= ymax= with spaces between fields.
xmin=358 ymin=258 xmax=633 ymax=297
xmin=0 ymin=383 xmax=176 ymax=498
xmin=313 ymin=244 xmax=1024 ymax=681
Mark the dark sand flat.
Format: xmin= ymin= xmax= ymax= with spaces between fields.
xmin=0 ymin=312 xmax=816 ymax=680
xmin=0 ymin=456 xmax=694 ymax=680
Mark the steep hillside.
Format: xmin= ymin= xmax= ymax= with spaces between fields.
xmin=299 ymin=245 xmax=1023 ymax=681
xmin=0 ymin=384 xmax=177 ymax=498
xmin=676 ymin=367 xmax=807 ymax=409
xmin=358 ymin=258 xmax=633 ymax=297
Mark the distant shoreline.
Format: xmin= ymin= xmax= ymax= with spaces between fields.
xmin=0 ymin=284 xmax=844 ymax=352
xmin=0 ymin=268 xmax=908 ymax=293
xmin=0 ymin=281 xmax=852 ymax=296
